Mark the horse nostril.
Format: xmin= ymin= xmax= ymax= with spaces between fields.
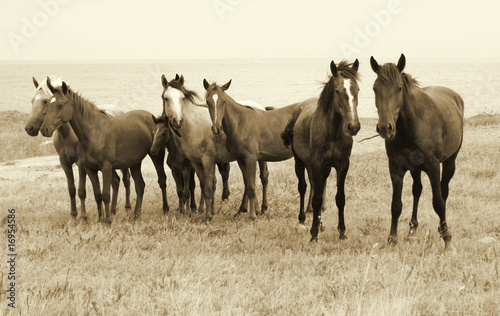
xmin=387 ymin=123 xmax=393 ymax=132
xmin=347 ymin=123 xmax=353 ymax=130
xmin=376 ymin=124 xmax=381 ymax=133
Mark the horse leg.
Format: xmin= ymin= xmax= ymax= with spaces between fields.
xmin=409 ymin=169 xmax=422 ymax=235
xmin=110 ymin=170 xmax=120 ymax=215
xmin=130 ymin=163 xmax=145 ymax=220
xmin=150 ymin=152 xmax=168 ymax=214
xmin=441 ymin=152 xmax=458 ymax=203
xmin=60 ymin=158 xmax=77 ymax=219
xmin=188 ymin=168 xmax=197 ymax=214
xmin=258 ymin=161 xmax=269 ymax=215
xmin=217 ymin=162 xmax=231 ymax=201
xmin=294 ymin=156 xmax=307 ymax=225
xmin=101 ymin=162 xmax=114 ymax=224
xmin=242 ymin=157 xmax=258 ymax=220
xmin=121 ymin=169 xmax=131 ymax=210
xmin=193 ymin=161 xmax=215 ymax=221
xmin=171 ymin=168 xmax=185 ymax=213
xmin=77 ymin=161 xmax=87 ymax=221
xmin=336 ymin=162 xmax=349 ymax=240
xmin=424 ymin=161 xmax=453 ymax=250
xmin=195 ymin=170 xmax=206 ymax=215
xmin=86 ymin=167 xmax=102 ymax=221
xmin=388 ymin=159 xmax=407 ymax=244
xmin=235 ymin=160 xmax=248 ymax=216
xmin=310 ymin=165 xmax=331 ymax=242
xmin=305 ymin=167 xmax=314 ymax=213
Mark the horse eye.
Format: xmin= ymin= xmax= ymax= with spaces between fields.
xmin=398 ymin=87 xmax=402 ymax=92
xmin=58 ymin=104 xmax=63 ymax=110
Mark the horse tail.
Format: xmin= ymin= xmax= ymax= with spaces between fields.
xmin=265 ymin=106 xmax=275 ymax=111
xmin=281 ymin=107 xmax=302 ymax=148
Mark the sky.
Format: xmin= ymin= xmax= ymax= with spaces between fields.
xmin=1 ymin=0 xmax=499 ymax=61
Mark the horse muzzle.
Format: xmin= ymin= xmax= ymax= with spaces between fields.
xmin=211 ymin=125 xmax=222 ymax=135
xmin=345 ymin=122 xmax=361 ymax=136
xmin=25 ymin=124 xmax=39 ymax=136
xmin=40 ymin=126 xmax=55 ymax=137
xmin=376 ymin=122 xmax=396 ymax=139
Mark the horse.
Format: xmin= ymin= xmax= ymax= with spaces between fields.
xmin=25 ymin=77 xmax=131 ymax=220
xmin=370 ymin=54 xmax=464 ymax=250
xmin=150 ymin=115 xmax=233 ymax=215
xmin=38 ymin=77 xmax=168 ymax=223
xmin=160 ymin=74 xmax=269 ymax=221
xmin=281 ymin=59 xmax=360 ymax=241
xmin=203 ymin=79 xmax=309 ymax=220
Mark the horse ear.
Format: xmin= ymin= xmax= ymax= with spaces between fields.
xmin=46 ymin=77 xmax=57 ymax=94
xmin=161 ymin=75 xmax=169 ymax=89
xmin=221 ymin=79 xmax=232 ymax=91
xmin=203 ymin=79 xmax=210 ymax=90
xmin=352 ymin=59 xmax=359 ymax=73
xmin=33 ymin=77 xmax=39 ymax=88
xmin=175 ymin=74 xmax=180 ymax=80
xmin=330 ymin=61 xmax=338 ymax=77
xmin=152 ymin=115 xmax=160 ymax=124
xmin=179 ymin=75 xmax=184 ymax=86
xmin=370 ymin=56 xmax=380 ymax=73
xmin=61 ymin=81 xmax=68 ymax=94
xmin=397 ymin=54 xmax=406 ymax=72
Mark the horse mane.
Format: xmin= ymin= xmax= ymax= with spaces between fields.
xmin=167 ymin=79 xmax=200 ymax=103
xmin=318 ymin=60 xmax=359 ymax=113
xmin=377 ymin=63 xmax=420 ymax=99
xmin=65 ymin=87 xmax=107 ymax=121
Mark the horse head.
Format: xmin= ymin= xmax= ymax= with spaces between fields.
xmin=203 ymin=78 xmax=232 ymax=135
xmin=370 ymin=54 xmax=406 ymax=140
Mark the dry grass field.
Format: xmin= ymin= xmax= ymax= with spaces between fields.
xmin=1 ymin=112 xmax=499 ymax=315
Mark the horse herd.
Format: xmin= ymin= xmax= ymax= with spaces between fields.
xmin=24 ymin=54 xmax=464 ymax=251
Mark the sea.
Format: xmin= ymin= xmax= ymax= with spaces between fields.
xmin=1 ymin=58 xmax=499 ymax=118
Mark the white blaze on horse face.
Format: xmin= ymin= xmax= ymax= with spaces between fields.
xmin=212 ymin=93 xmax=219 ymax=123
xmin=50 ymin=97 xmax=56 ymax=103
xmin=343 ymin=79 xmax=355 ymax=118
xmin=164 ymin=87 xmax=185 ymax=122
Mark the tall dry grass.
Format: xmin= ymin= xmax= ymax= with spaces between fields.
xmin=0 ymin=113 xmax=499 ymax=315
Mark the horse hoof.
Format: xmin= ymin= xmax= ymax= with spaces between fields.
xmin=249 ymin=213 xmax=257 ymax=221
xmin=409 ymin=228 xmax=416 ymax=236
xmin=388 ymin=236 xmax=398 ymax=245
xmin=309 ymin=236 xmax=318 ymax=242
xmin=103 ymin=218 xmax=112 ymax=226
xmin=339 ymin=233 xmax=347 ymax=240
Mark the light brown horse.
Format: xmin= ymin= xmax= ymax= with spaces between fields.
xmin=370 ymin=54 xmax=464 ymax=250
xmin=160 ymin=75 xmax=268 ymax=221
xmin=25 ymin=77 xmax=131 ymax=220
xmin=281 ymin=59 xmax=360 ymax=241
xmin=150 ymin=115 xmax=232 ymax=215
xmin=39 ymin=77 xmax=168 ymax=223
xmin=203 ymin=79 xmax=305 ymax=220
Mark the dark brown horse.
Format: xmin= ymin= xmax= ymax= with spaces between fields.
xmin=39 ymin=78 xmax=168 ymax=223
xmin=25 ymin=77 xmax=131 ymax=220
xmin=282 ymin=59 xmax=360 ymax=241
xmin=150 ymin=115 xmax=232 ymax=215
xmin=370 ymin=54 xmax=463 ymax=251
xmin=203 ymin=79 xmax=303 ymax=220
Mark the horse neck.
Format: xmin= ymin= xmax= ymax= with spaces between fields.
xmin=315 ymin=93 xmax=344 ymax=139
xmin=221 ymin=94 xmax=246 ymax=136
xmin=397 ymin=85 xmax=422 ymax=133
xmin=56 ymin=122 xmax=74 ymax=139
xmin=67 ymin=91 xmax=105 ymax=145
